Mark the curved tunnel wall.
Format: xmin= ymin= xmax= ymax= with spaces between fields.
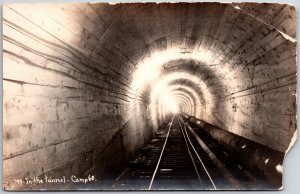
xmin=3 ymin=2 xmax=296 ymax=189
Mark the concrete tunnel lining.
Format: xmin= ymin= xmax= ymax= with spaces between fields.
xmin=2 ymin=2 xmax=296 ymax=190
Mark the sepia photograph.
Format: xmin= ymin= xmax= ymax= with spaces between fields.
xmin=2 ymin=1 xmax=297 ymax=191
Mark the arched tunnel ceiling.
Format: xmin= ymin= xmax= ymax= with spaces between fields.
xmin=3 ymin=2 xmax=296 ymax=154
xmin=87 ymin=3 xmax=296 ymax=150
xmin=89 ymin=3 xmax=296 ymax=100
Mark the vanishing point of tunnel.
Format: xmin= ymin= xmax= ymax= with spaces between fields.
xmin=3 ymin=2 xmax=297 ymax=191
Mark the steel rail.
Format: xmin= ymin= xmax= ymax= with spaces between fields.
xmin=178 ymin=118 xmax=203 ymax=188
xmin=179 ymin=116 xmax=217 ymax=189
xmin=148 ymin=115 xmax=175 ymax=190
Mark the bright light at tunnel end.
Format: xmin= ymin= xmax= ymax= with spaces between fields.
xmin=131 ymin=48 xmax=214 ymax=93
xmin=129 ymin=47 xmax=218 ymax=128
xmin=161 ymin=93 xmax=180 ymax=114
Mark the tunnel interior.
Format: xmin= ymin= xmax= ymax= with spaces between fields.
xmin=3 ymin=2 xmax=296 ymax=190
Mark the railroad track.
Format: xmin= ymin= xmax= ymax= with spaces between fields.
xmin=112 ymin=114 xmax=272 ymax=190
xmin=147 ymin=115 xmax=203 ymax=190
xmin=113 ymin=114 xmax=233 ymax=190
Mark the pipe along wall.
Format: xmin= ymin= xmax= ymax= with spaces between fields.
xmin=185 ymin=115 xmax=284 ymax=188
xmin=3 ymin=2 xmax=296 ymax=190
